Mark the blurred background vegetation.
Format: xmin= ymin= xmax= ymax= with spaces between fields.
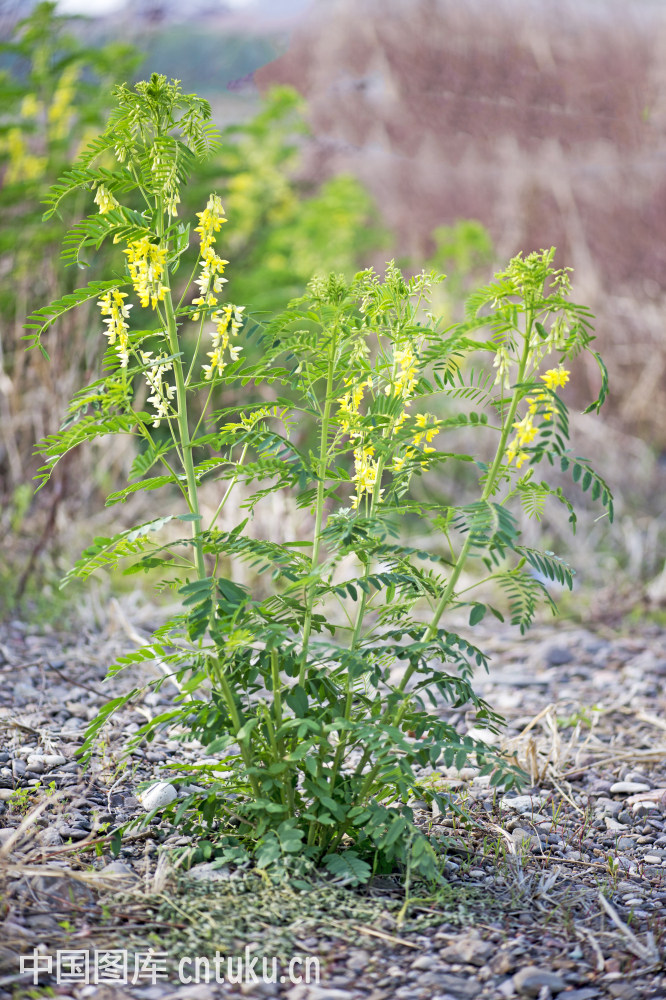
xmin=1 ymin=0 xmax=664 ymax=625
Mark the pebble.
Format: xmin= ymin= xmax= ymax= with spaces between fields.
xmin=187 ymin=861 xmax=232 ymax=882
xmin=545 ymin=645 xmax=573 ymax=666
xmin=58 ymin=826 xmax=90 ymax=841
xmin=139 ymin=781 xmax=177 ymax=811
xmin=31 ymin=872 xmax=94 ymax=907
xmin=500 ymin=795 xmax=543 ymax=814
xmin=439 ymin=931 xmax=493 ymax=966
xmin=609 ymin=781 xmax=651 ymax=794
xmin=513 ymin=966 xmax=567 ymax=996
xmin=27 ymin=753 xmax=67 ymax=769
xmin=99 ymin=860 xmax=138 ymax=884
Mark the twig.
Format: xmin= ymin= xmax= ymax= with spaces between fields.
xmin=347 ymin=924 xmax=421 ymax=948
xmin=597 ymin=891 xmax=658 ymax=962
xmin=576 ymin=926 xmax=605 ymax=972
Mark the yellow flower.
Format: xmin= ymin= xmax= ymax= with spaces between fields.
xmin=192 ymin=250 xmax=229 ymax=319
xmin=411 ymin=412 xmax=438 ymax=449
xmin=337 ymin=380 xmax=366 ymax=437
xmin=98 ymin=288 xmax=132 ymax=366
xmin=202 ymin=304 xmax=245 ymax=380
xmin=351 ymin=444 xmax=381 ymax=508
xmin=123 ymin=237 xmax=167 ymax=309
xmin=195 ymin=194 xmax=227 ymax=257
xmin=512 ymin=413 xmax=538 ymax=447
xmin=388 ymin=344 xmax=418 ymax=399
xmin=20 ymin=94 xmax=42 ymax=119
xmin=47 ymin=64 xmax=79 ymax=141
xmin=94 ymin=184 xmax=118 ymax=214
xmin=540 ymin=366 xmax=570 ymax=390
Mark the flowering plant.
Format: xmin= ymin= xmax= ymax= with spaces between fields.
xmin=27 ymin=75 xmax=611 ymax=882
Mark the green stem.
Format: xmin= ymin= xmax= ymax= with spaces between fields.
xmin=299 ymin=322 xmax=338 ymax=685
xmin=158 ymin=199 xmax=206 ymax=582
xmin=212 ymin=657 xmax=260 ymax=799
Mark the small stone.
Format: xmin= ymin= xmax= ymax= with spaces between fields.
xmin=616 ymin=836 xmax=636 ymax=850
xmin=347 ymin=949 xmax=371 ymax=971
xmin=500 ymin=795 xmax=543 ymax=815
xmin=99 ymin=860 xmax=138 ymax=885
xmin=410 ymin=954 xmax=433 ymax=970
xmin=545 ymin=646 xmax=573 ymax=666
xmin=633 ymin=801 xmax=659 ymax=814
xmin=644 ymin=854 xmax=663 ymax=863
xmin=28 ymin=753 xmax=67 ymax=770
xmin=610 ymin=781 xmax=651 ymax=795
xmin=439 ymin=931 xmax=493 ymax=967
xmin=32 ymin=872 xmax=94 ymax=907
xmin=37 ymin=827 xmax=63 ymax=847
xmin=11 ymin=759 xmax=26 ymax=778
xmin=58 ymin=826 xmax=89 ymax=841
xmin=187 ymin=861 xmax=232 ymax=882
xmin=511 ymin=829 xmax=541 ymax=850
xmin=513 ymin=966 xmax=567 ymax=996
xmin=139 ymin=781 xmax=177 ymax=811
xmin=0 ymin=827 xmax=16 ymax=846
xmin=0 ymin=789 xmax=14 ymax=801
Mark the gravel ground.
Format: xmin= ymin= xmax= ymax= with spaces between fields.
xmin=0 ymin=608 xmax=665 ymax=999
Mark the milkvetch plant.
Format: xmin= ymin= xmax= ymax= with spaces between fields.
xmin=26 ymin=75 xmax=612 ymax=884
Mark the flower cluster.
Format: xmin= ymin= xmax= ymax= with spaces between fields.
xmin=2 ymin=127 xmax=46 ymax=184
xmin=336 ymin=378 xmax=381 ymax=508
xmin=192 ymin=196 xmax=228 ymax=319
xmin=387 ymin=344 xmax=418 ymax=400
xmin=192 ymin=253 xmax=228 ymax=320
xmin=94 ymin=184 xmax=118 ymax=214
xmin=352 ymin=444 xmax=381 ymax=508
xmin=202 ymin=305 xmax=244 ymax=380
xmin=337 ymin=381 xmax=367 ymax=436
xmin=195 ymin=194 xmax=226 ymax=257
xmin=47 ymin=64 xmax=79 ymax=141
xmin=492 ymin=345 xmax=511 ymax=391
xmin=124 ymin=237 xmax=167 ymax=309
xmin=140 ymin=351 xmax=175 ymax=427
xmin=505 ymin=366 xmax=570 ymax=468
xmin=98 ymin=288 xmax=132 ymax=366
xmin=391 ymin=411 xmax=438 ymax=473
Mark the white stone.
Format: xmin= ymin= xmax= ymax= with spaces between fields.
xmin=610 ymin=781 xmax=651 ymax=794
xmin=27 ymin=753 xmax=67 ymax=771
xmin=187 ymin=861 xmax=232 ymax=882
xmin=500 ymin=795 xmax=543 ymax=814
xmin=466 ymin=727 xmax=497 ymax=745
xmin=139 ymin=781 xmax=177 ymax=811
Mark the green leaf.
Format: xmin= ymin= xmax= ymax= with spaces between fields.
xmin=285 ymin=685 xmax=308 ymax=718
xmin=468 ymin=604 xmax=486 ymax=626
xmin=582 ymin=352 xmax=609 ymax=415
xmin=322 ymin=851 xmax=372 ymax=886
